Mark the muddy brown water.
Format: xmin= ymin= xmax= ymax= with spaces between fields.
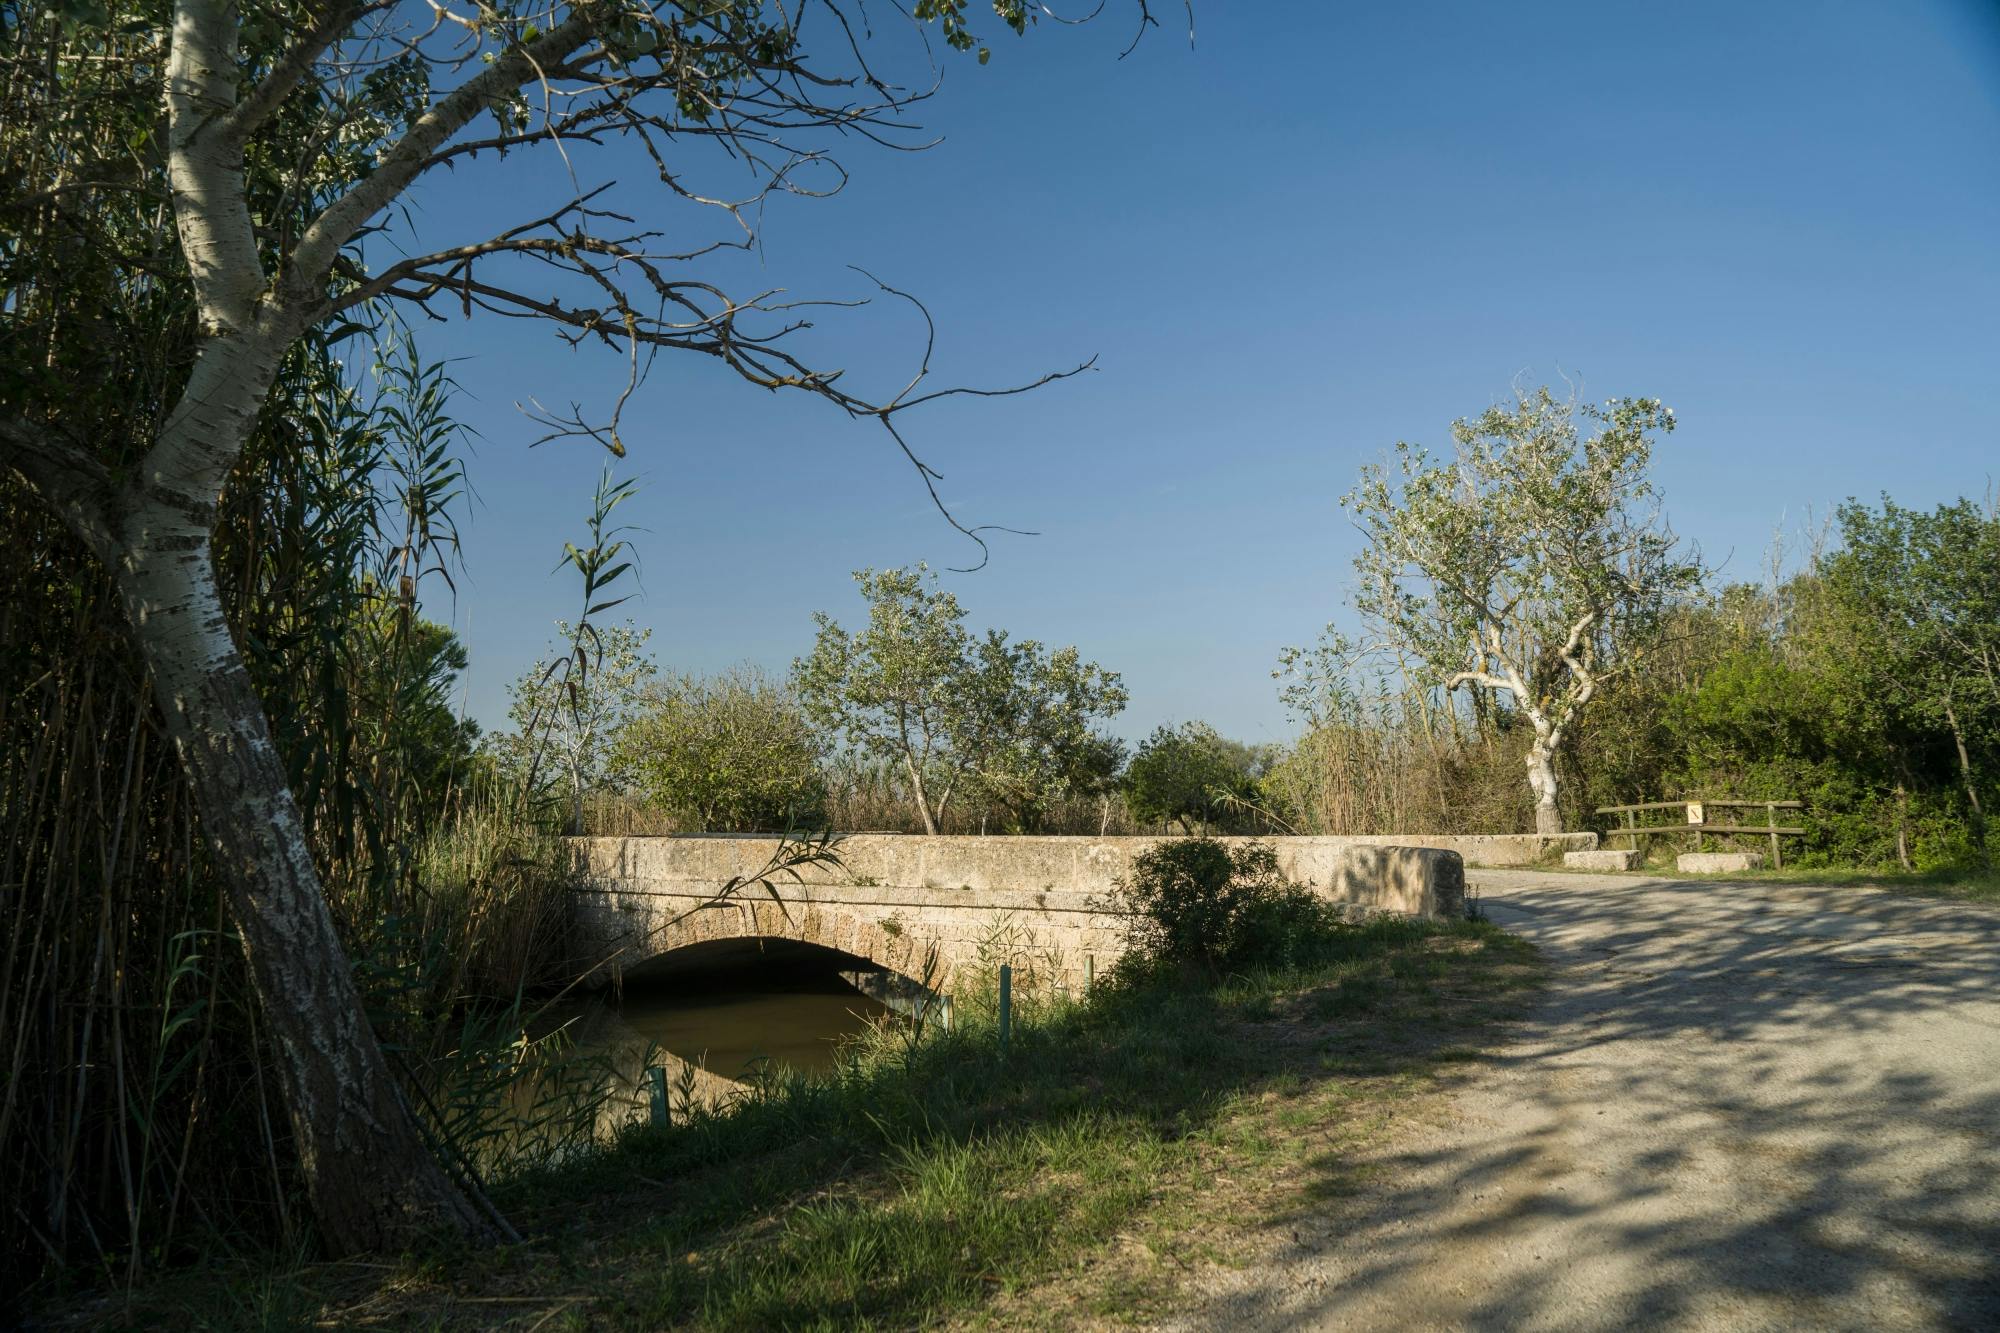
xmin=491 ymin=944 xmax=905 ymax=1165
xmin=524 ymin=948 xmax=898 ymax=1135
xmin=577 ymin=969 xmax=894 ymax=1082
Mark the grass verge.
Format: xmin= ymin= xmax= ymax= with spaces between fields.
xmin=70 ymin=917 xmax=1542 ymax=1331
xmin=1590 ymin=857 xmax=2000 ymax=905
xmin=1723 ymin=865 xmax=1999 ymax=905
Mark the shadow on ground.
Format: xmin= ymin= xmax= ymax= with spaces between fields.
xmin=1182 ymin=875 xmax=2000 ymax=1330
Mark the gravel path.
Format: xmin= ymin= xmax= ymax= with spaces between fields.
xmin=1176 ymin=873 xmax=2000 ymax=1331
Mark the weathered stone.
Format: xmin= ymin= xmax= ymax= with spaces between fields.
xmin=1564 ymin=849 xmax=1643 ymax=872
xmin=576 ymin=832 xmax=1587 ymax=891
xmin=567 ymin=834 xmax=1473 ymax=991
xmin=1676 ymin=852 xmax=1765 ymax=874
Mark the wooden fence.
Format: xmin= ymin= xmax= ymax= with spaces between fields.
xmin=1596 ymin=799 xmax=1805 ymax=869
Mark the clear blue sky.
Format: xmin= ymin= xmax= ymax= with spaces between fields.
xmin=391 ymin=0 xmax=2000 ymax=747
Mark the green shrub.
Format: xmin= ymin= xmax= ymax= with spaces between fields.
xmin=1110 ymin=838 xmax=1348 ymax=975
xmin=1122 ymin=722 xmax=1266 ymax=833
xmin=1227 ymin=878 xmax=1353 ymax=970
xmin=615 ymin=665 xmax=828 ymax=832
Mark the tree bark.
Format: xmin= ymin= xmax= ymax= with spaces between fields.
xmin=1896 ymin=785 xmax=1913 ymax=871
xmin=0 ymin=0 xmax=606 ymax=1256
xmin=114 ymin=501 xmax=498 ymax=1252
xmin=903 ymin=754 xmax=938 ymax=835
xmin=1942 ymin=694 xmax=1990 ymax=869
xmin=1525 ymin=736 xmax=1564 ymax=836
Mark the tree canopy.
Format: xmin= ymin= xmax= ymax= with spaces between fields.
xmin=1820 ymin=497 xmax=2000 ymax=865
xmin=615 ymin=665 xmax=829 ymax=833
xmin=1122 ymin=721 xmax=1264 ymax=834
xmin=1344 ymin=386 xmax=1705 ymax=833
xmin=796 ymin=566 xmax=1126 ymax=833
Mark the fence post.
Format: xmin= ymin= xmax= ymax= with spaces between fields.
xmin=998 ymin=964 xmax=1012 ymax=1057
xmin=1767 ymin=802 xmax=1782 ymax=869
xmin=645 ymin=1065 xmax=668 ymax=1128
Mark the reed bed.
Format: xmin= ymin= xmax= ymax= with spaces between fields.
xmin=0 ymin=338 xmax=580 ymax=1295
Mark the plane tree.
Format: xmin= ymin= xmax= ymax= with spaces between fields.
xmin=0 ymin=0 xmax=1163 ymax=1252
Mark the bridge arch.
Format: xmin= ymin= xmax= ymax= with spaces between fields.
xmin=608 ymin=894 xmax=954 ymax=990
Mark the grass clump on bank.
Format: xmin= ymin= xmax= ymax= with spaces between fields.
xmin=86 ymin=843 xmax=1541 ymax=1331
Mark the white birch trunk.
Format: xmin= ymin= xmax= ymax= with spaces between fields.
xmin=0 ymin=0 xmax=611 ymax=1255
xmin=114 ymin=502 xmax=495 ymax=1250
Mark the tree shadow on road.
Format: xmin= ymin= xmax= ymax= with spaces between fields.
xmin=1184 ymin=876 xmax=2000 ymax=1329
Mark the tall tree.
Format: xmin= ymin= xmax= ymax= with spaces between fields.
xmin=1 ymin=0 xmax=1156 ymax=1251
xmin=796 ymin=565 xmax=1125 ymax=833
xmin=955 ymin=631 xmax=1130 ymax=830
xmin=1824 ymin=497 xmax=2000 ymax=868
xmin=797 ymin=567 xmax=975 ymax=835
xmin=1345 ymin=387 xmax=1705 ymax=835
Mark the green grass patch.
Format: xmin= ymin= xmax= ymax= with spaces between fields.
xmin=1544 ymin=850 xmax=2000 ymax=905
xmin=77 ymin=918 xmax=1541 ymax=1331
xmin=1741 ymin=864 xmax=1999 ymax=903
xmin=1636 ymin=859 xmax=2000 ymax=904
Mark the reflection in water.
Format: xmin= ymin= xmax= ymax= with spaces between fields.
xmin=600 ymin=969 xmax=892 ymax=1082
xmin=530 ymin=945 xmax=899 ymax=1144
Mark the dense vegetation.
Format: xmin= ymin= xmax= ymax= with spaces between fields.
xmin=4 ymin=0 xmax=1183 ymax=1276
xmin=533 ymin=485 xmax=1999 ymax=877
xmin=1265 ymin=498 xmax=1999 ymax=872
xmin=518 ymin=395 xmax=1997 ymax=868
xmin=0 ymin=323 xmax=588 ymax=1292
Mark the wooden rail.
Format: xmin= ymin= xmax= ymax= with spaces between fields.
xmin=1595 ymin=799 xmax=1806 ymax=869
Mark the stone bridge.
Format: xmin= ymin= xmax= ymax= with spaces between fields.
xmin=566 ymin=833 xmax=1571 ymax=996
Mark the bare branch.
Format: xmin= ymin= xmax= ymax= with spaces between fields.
xmin=282 ymin=10 xmax=602 ymax=306
xmin=220 ymin=1 xmax=387 ymax=144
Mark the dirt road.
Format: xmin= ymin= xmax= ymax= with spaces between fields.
xmin=1178 ymin=873 xmax=2000 ymax=1331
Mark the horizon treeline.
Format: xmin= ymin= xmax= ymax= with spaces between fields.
xmin=508 ymin=499 xmax=1998 ymax=876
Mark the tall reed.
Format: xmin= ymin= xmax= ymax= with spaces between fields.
xmin=0 ymin=326 xmax=578 ymax=1291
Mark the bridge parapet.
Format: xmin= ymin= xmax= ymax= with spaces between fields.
xmin=569 ymin=835 xmax=1473 ymax=992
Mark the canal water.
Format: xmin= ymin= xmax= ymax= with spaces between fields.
xmin=586 ymin=961 xmax=893 ymax=1082
xmin=520 ymin=944 xmax=897 ymax=1148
